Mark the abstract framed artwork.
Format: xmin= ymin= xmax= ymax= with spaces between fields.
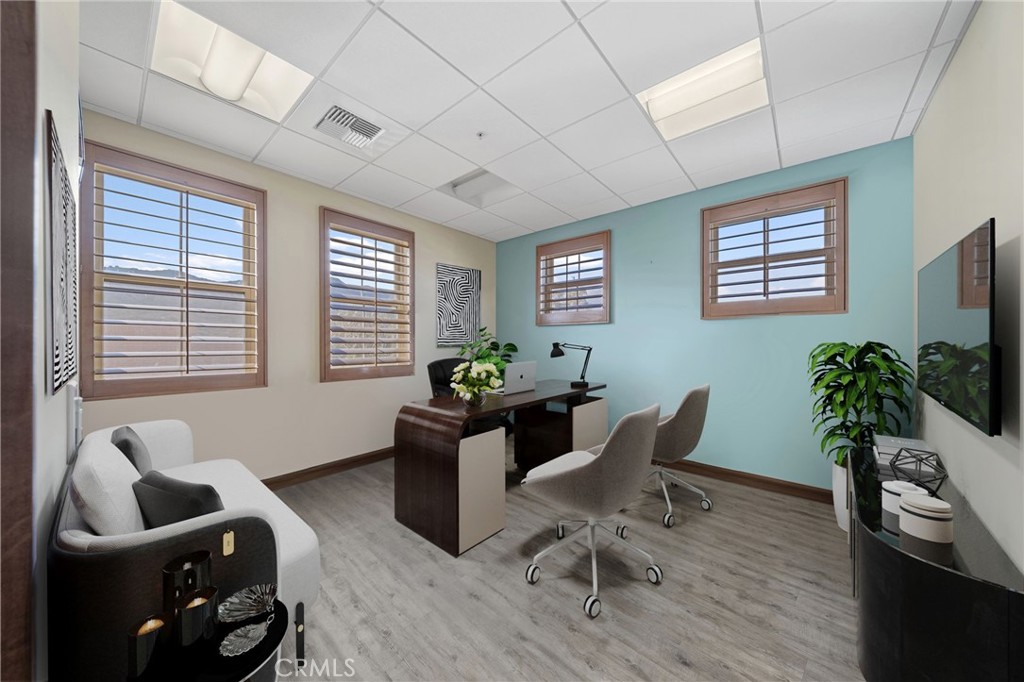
xmin=44 ymin=109 xmax=78 ymax=393
xmin=436 ymin=263 xmax=480 ymax=347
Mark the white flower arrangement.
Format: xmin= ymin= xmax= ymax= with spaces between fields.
xmin=450 ymin=360 xmax=503 ymax=400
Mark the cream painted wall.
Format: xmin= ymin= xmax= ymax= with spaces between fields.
xmin=33 ymin=3 xmax=80 ymax=678
xmin=913 ymin=0 xmax=1024 ymax=571
xmin=82 ymin=112 xmax=496 ymax=479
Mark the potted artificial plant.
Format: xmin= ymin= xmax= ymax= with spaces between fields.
xmin=450 ymin=327 xmax=518 ymax=407
xmin=808 ymin=341 xmax=914 ymax=531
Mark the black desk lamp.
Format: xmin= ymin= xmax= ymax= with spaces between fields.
xmin=551 ymin=342 xmax=593 ymax=388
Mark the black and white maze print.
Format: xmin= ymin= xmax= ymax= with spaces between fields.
xmin=436 ymin=264 xmax=481 ymax=346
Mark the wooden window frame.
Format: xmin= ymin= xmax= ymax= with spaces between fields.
xmin=81 ymin=142 xmax=267 ymax=400
xmin=536 ymin=230 xmax=611 ymax=326
xmin=320 ymin=207 xmax=415 ymax=382
xmin=701 ymin=178 xmax=848 ymax=320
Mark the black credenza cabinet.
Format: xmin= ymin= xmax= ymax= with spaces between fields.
xmin=851 ymin=449 xmax=1024 ymax=682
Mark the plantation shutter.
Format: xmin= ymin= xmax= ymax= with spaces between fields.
xmin=82 ymin=143 xmax=266 ymax=399
xmin=321 ymin=208 xmax=414 ymax=381
xmin=958 ymin=225 xmax=990 ymax=309
xmin=536 ymin=230 xmax=611 ymax=326
xmin=702 ymin=179 xmax=847 ymax=319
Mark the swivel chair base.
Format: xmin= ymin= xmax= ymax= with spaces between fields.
xmin=525 ymin=518 xmax=662 ymax=618
xmin=648 ymin=465 xmax=713 ymax=528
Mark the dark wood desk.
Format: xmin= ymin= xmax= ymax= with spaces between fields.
xmin=394 ymin=380 xmax=607 ymax=556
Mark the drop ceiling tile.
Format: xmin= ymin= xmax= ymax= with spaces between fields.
xmin=567 ymin=1 xmax=604 ymax=20
xmin=906 ymin=42 xmax=955 ymax=112
xmin=690 ymin=150 xmax=780 ymax=189
xmin=383 ymin=2 xmax=573 ymax=84
xmin=766 ymin=0 xmax=945 ymax=102
xmin=532 ymin=173 xmax=613 ymax=213
xmin=667 ymin=107 xmax=777 ymax=175
xmin=419 ymin=90 xmax=538 ymax=166
xmin=256 ymin=129 xmax=366 ymax=188
xmin=79 ymin=45 xmax=143 ymax=123
xmin=781 ymin=115 xmax=900 ymax=167
xmin=485 ymin=26 xmax=626 ymax=135
xmin=935 ymin=0 xmax=977 ymax=44
xmin=179 ymin=1 xmax=372 ymax=75
xmin=337 ymin=164 xmax=429 ymax=207
xmin=284 ymin=81 xmax=410 ymax=160
xmin=482 ymin=224 xmax=532 ymax=242
xmin=79 ymin=0 xmax=156 ymax=66
xmin=321 ymin=12 xmax=475 ymax=130
xmin=591 ymin=145 xmax=686 ymax=196
xmin=759 ymin=1 xmax=832 ymax=32
xmin=775 ymin=54 xmax=923 ymax=147
xmin=374 ymin=134 xmax=476 ymax=188
xmin=894 ymin=110 xmax=921 ymax=139
xmin=487 ymin=194 xmax=573 ymax=231
xmin=446 ymin=210 xmax=515 ymax=236
xmin=620 ymin=177 xmax=695 ymax=207
xmin=549 ymin=99 xmax=662 ymax=170
xmin=398 ymin=190 xmax=476 ymax=224
xmin=485 ymin=140 xmax=582 ymax=192
xmin=583 ymin=1 xmax=760 ymax=92
xmin=567 ymin=195 xmax=629 ymax=221
xmin=141 ymin=75 xmax=277 ymax=160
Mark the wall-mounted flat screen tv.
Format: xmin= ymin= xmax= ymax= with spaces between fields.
xmin=917 ymin=218 xmax=1000 ymax=436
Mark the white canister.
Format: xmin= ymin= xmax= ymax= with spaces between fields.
xmin=899 ymin=493 xmax=954 ymax=565
xmin=881 ymin=480 xmax=927 ymax=535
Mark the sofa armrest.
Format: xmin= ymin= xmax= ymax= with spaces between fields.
xmin=49 ymin=510 xmax=277 ymax=682
xmin=57 ymin=505 xmax=275 ymax=553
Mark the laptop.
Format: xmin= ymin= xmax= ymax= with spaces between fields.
xmin=493 ymin=361 xmax=536 ymax=395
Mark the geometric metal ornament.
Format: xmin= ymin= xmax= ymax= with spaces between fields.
xmin=889 ymin=447 xmax=949 ymax=496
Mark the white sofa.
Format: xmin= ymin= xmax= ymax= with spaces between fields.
xmin=50 ymin=420 xmax=320 ymax=681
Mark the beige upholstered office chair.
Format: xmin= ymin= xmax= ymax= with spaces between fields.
xmin=649 ymin=384 xmax=712 ymax=528
xmin=521 ymin=404 xmax=662 ymax=618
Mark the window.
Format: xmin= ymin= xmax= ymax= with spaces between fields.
xmin=702 ymin=178 xmax=847 ymax=319
xmin=536 ymin=230 xmax=611 ymax=326
xmin=81 ymin=143 xmax=266 ymax=399
xmin=958 ymin=225 xmax=990 ymax=309
xmin=321 ymin=208 xmax=414 ymax=381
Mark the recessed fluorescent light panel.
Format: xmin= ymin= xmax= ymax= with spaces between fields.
xmin=441 ymin=169 xmax=520 ymax=209
xmin=636 ymin=38 xmax=769 ymax=141
xmin=151 ymin=1 xmax=313 ymax=122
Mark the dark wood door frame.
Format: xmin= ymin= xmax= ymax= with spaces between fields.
xmin=1 ymin=2 xmax=38 ymax=680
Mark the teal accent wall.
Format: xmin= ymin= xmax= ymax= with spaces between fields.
xmin=497 ymin=138 xmax=914 ymax=489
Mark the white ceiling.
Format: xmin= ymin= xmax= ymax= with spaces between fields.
xmin=79 ymin=0 xmax=977 ymax=242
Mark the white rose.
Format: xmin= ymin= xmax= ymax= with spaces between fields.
xmin=453 ymin=361 xmax=470 ymax=372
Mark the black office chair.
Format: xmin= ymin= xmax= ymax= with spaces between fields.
xmin=427 ymin=358 xmax=465 ymax=398
xmin=426 ymin=358 xmax=512 ymax=436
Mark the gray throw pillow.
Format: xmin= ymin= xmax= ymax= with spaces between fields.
xmin=132 ymin=471 xmax=224 ymax=529
xmin=111 ymin=425 xmax=153 ymax=473
xmin=70 ymin=440 xmax=146 ymax=536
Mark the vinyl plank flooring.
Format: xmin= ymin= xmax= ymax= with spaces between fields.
xmin=276 ymin=455 xmax=864 ymax=681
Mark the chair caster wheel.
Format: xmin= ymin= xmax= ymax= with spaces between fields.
xmin=646 ymin=564 xmax=663 ymax=584
xmin=556 ymin=524 xmax=565 ymax=539
xmin=525 ymin=564 xmax=540 ymax=585
xmin=584 ymin=594 xmax=601 ymax=618
xmin=700 ymin=498 xmax=713 ymax=511
xmin=615 ymin=525 xmax=628 ymax=539
xmin=662 ymin=513 xmax=675 ymax=528
xmin=669 ymin=481 xmax=678 ymax=488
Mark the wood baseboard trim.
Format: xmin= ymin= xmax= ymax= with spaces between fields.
xmin=665 ymin=460 xmax=832 ymax=505
xmin=263 ymin=447 xmax=394 ymax=491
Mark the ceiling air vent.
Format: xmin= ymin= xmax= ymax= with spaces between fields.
xmin=315 ymin=106 xmax=384 ymax=148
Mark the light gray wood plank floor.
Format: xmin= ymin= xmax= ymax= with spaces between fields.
xmin=276 ymin=453 xmax=864 ymax=682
